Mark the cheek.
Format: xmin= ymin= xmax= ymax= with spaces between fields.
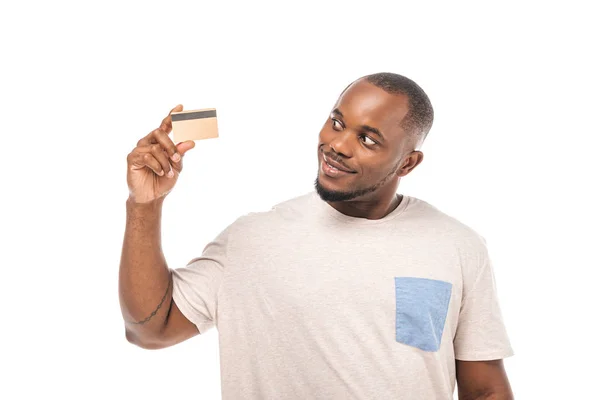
xmin=318 ymin=131 xmax=333 ymax=150
xmin=364 ymin=162 xmax=389 ymax=179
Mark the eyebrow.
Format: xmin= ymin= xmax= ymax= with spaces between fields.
xmin=331 ymin=108 xmax=386 ymax=142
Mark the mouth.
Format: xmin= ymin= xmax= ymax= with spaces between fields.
xmin=322 ymin=154 xmax=355 ymax=173
xmin=321 ymin=154 xmax=355 ymax=177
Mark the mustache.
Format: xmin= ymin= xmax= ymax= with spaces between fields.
xmin=322 ymin=152 xmax=352 ymax=171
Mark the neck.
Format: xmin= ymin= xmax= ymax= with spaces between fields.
xmin=327 ymin=193 xmax=402 ymax=220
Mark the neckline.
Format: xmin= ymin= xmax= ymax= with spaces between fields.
xmin=311 ymin=191 xmax=411 ymax=225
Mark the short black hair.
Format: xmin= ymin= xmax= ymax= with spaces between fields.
xmin=342 ymin=72 xmax=434 ymax=146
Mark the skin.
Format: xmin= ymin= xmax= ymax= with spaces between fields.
xmin=122 ymin=82 xmax=513 ymax=397
xmin=314 ymin=79 xmax=424 ymax=219
xmin=456 ymin=359 xmax=514 ymax=399
xmin=315 ymin=78 xmax=513 ymax=398
xmin=120 ymin=105 xmax=201 ymax=349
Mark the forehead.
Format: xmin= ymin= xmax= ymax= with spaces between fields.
xmin=334 ymin=80 xmax=410 ymax=135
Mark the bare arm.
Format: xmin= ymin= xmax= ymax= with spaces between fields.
xmin=119 ymin=197 xmax=172 ymax=345
xmin=456 ymin=359 xmax=514 ymax=400
xmin=119 ymin=105 xmax=198 ymax=349
xmin=119 ymin=197 xmax=199 ymax=349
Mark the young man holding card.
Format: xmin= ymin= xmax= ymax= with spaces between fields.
xmin=119 ymin=72 xmax=514 ymax=399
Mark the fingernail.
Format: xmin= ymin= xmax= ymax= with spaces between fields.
xmin=159 ymin=170 xmax=164 ymax=176
xmin=171 ymin=153 xmax=181 ymax=162
xmin=167 ymin=170 xmax=174 ymax=178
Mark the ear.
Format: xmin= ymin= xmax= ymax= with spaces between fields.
xmin=396 ymin=151 xmax=424 ymax=178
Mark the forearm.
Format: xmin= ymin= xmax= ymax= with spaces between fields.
xmin=119 ymin=196 xmax=172 ymax=345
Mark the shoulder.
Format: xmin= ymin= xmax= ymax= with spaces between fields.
xmin=406 ymin=196 xmax=489 ymax=256
xmin=229 ymin=190 xmax=314 ymax=230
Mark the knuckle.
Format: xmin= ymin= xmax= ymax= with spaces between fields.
xmin=153 ymin=127 xmax=166 ymax=136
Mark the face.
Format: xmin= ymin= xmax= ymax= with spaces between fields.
xmin=315 ymin=79 xmax=419 ymax=202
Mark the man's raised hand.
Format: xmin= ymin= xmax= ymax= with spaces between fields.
xmin=126 ymin=104 xmax=195 ymax=203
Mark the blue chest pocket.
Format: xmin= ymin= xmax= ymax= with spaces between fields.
xmin=394 ymin=277 xmax=452 ymax=352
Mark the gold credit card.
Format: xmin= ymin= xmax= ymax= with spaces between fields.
xmin=171 ymin=108 xmax=219 ymax=143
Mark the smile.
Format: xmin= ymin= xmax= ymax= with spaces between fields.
xmin=321 ymin=157 xmax=353 ymax=177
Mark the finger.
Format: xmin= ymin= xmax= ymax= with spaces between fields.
xmin=137 ymin=133 xmax=152 ymax=147
xmin=150 ymin=127 xmax=180 ymax=162
xmin=137 ymin=105 xmax=182 ymax=149
xmin=149 ymin=144 xmax=174 ymax=178
xmin=159 ymin=104 xmax=183 ymax=134
xmin=137 ymin=105 xmax=182 ymax=148
xmin=175 ymin=140 xmax=196 ymax=156
xmin=170 ymin=140 xmax=196 ymax=172
xmin=129 ymin=150 xmax=165 ymax=176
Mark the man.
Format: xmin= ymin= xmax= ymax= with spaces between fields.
xmin=120 ymin=72 xmax=514 ymax=399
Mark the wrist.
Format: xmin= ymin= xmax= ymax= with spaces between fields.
xmin=126 ymin=195 xmax=165 ymax=214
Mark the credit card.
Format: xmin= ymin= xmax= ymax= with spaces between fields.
xmin=171 ymin=108 xmax=219 ymax=143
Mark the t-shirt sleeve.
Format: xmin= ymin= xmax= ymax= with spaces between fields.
xmin=171 ymin=220 xmax=236 ymax=335
xmin=453 ymin=237 xmax=515 ymax=361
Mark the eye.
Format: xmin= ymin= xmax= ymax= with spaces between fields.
xmin=360 ymin=134 xmax=377 ymax=146
xmin=331 ymin=118 xmax=343 ymax=131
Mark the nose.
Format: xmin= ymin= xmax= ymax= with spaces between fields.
xmin=328 ymin=130 xmax=354 ymax=158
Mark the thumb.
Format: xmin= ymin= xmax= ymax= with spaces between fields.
xmin=176 ymin=140 xmax=195 ymax=156
xmin=171 ymin=141 xmax=195 ymax=172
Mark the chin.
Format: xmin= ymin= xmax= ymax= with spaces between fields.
xmin=314 ymin=176 xmax=356 ymax=202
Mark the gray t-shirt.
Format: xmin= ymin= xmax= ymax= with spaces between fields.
xmin=172 ymin=190 xmax=514 ymax=399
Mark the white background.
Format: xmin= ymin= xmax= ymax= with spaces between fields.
xmin=1 ymin=1 xmax=598 ymax=399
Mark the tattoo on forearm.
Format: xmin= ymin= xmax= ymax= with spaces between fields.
xmin=127 ymin=277 xmax=172 ymax=325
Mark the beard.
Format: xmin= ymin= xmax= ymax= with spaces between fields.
xmin=314 ymin=157 xmax=401 ymax=202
